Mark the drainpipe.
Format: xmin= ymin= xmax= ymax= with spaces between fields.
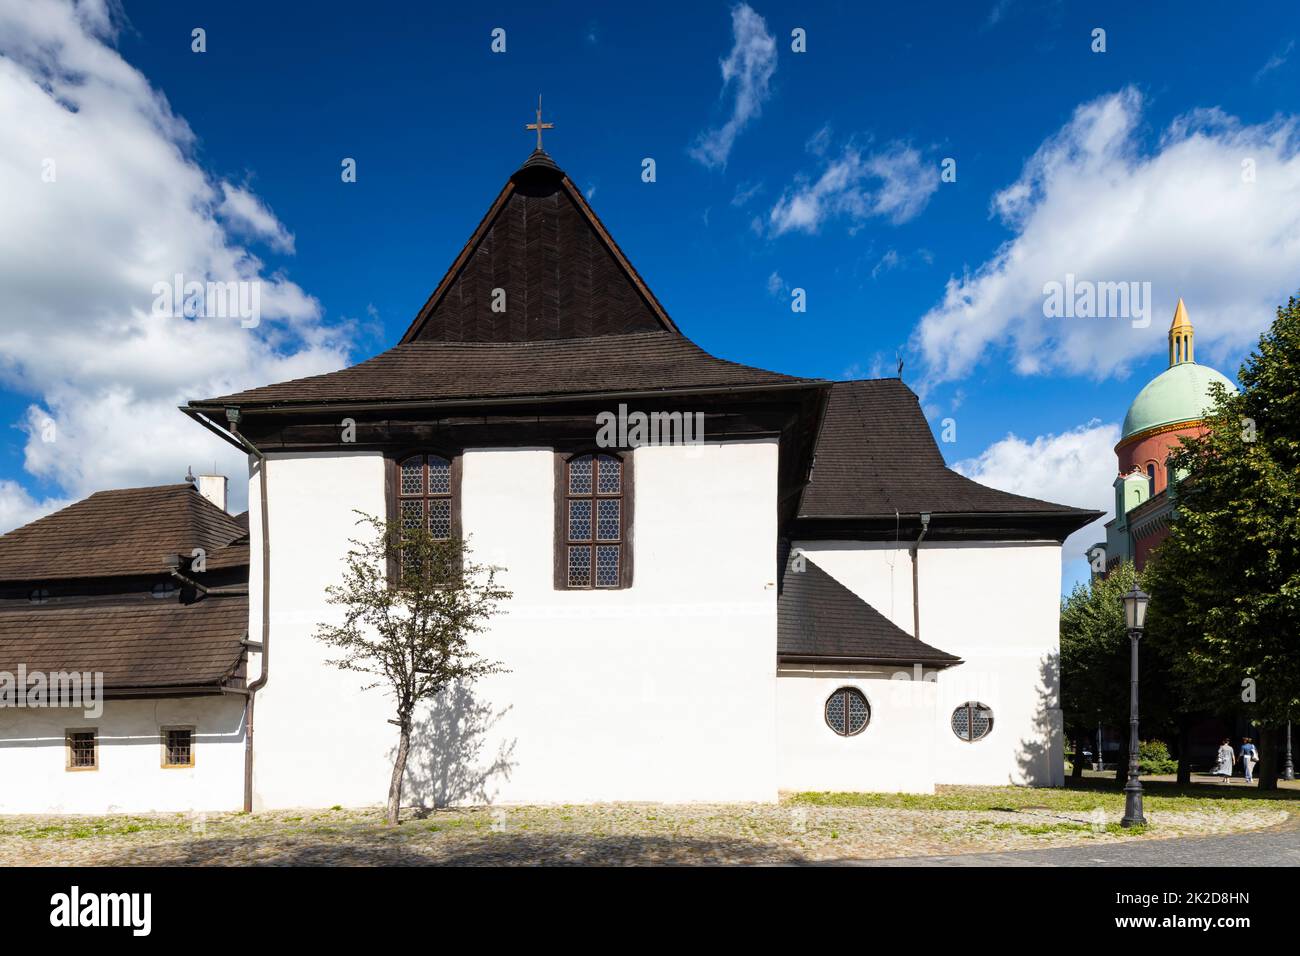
xmin=910 ymin=512 xmax=930 ymax=641
xmin=224 ymin=407 xmax=270 ymax=814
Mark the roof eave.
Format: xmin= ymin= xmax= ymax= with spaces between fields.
xmin=186 ymin=378 xmax=831 ymax=417
xmin=790 ymin=509 xmax=1103 ymax=543
xmin=778 ymin=653 xmax=964 ymax=669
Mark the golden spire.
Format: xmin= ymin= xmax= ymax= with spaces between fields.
xmin=1168 ymin=297 xmax=1194 ymax=366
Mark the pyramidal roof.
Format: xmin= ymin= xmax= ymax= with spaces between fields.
xmin=400 ymin=149 xmax=679 ymax=343
xmin=0 ymin=484 xmax=246 ymax=582
xmin=196 ymin=149 xmax=815 ymax=410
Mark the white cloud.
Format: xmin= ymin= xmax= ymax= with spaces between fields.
xmin=953 ymin=420 xmax=1120 ymax=582
xmin=914 ymin=87 xmax=1300 ymax=384
xmin=805 ymin=123 xmax=833 ymax=157
xmin=0 ymin=0 xmax=350 ymax=529
xmin=765 ymin=270 xmax=785 ymax=296
xmin=0 ymin=479 xmax=72 ymax=535
xmin=872 ymin=249 xmax=901 ymax=278
xmin=768 ymin=142 xmax=938 ymax=235
xmin=730 ymin=179 xmax=763 ymax=207
xmin=872 ymin=247 xmax=933 ymax=279
xmin=217 ymin=182 xmax=296 ymax=253
xmin=1254 ymin=39 xmax=1293 ymax=84
xmin=688 ymin=3 xmax=777 ymax=170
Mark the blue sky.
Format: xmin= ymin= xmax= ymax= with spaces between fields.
xmin=2 ymin=0 xmax=1299 ymax=590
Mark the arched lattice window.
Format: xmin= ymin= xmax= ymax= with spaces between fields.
xmin=1146 ymin=462 xmax=1157 ymax=497
xmin=825 ymin=687 xmax=870 ymax=736
xmin=951 ymin=702 xmax=994 ymax=742
xmin=563 ymin=452 xmax=626 ymax=588
xmin=398 ymin=454 xmax=453 ymax=540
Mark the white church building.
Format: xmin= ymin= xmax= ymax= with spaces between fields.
xmin=0 ymin=149 xmax=1098 ymax=813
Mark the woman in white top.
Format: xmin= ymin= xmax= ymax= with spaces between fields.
xmin=1212 ymin=738 xmax=1235 ymax=783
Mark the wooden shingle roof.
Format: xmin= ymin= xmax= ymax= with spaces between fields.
xmin=195 ymin=331 xmax=813 ymax=410
xmin=400 ymin=149 xmax=677 ymax=343
xmin=798 ymin=379 xmax=1100 ymax=524
xmin=0 ymin=484 xmax=247 ymax=582
xmin=0 ymin=595 xmax=247 ymax=690
xmin=778 ymin=551 xmax=961 ymax=666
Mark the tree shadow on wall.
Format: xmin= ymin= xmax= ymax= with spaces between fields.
xmin=402 ymin=682 xmax=517 ymax=809
xmin=1014 ymin=651 xmax=1062 ymax=788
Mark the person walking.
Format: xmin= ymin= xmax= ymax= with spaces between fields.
xmin=1213 ymin=738 xmax=1235 ymax=783
xmin=1240 ymin=737 xmax=1258 ymax=784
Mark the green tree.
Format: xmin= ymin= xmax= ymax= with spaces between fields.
xmin=1144 ymin=296 xmax=1300 ymax=790
xmin=314 ymin=514 xmax=511 ymax=823
xmin=1062 ymin=562 xmax=1127 ymax=779
xmin=1060 ymin=562 xmax=1181 ymax=781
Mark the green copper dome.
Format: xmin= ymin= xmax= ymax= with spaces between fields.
xmin=1121 ymin=362 xmax=1236 ymax=442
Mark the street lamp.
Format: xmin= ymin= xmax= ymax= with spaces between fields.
xmin=1120 ymin=585 xmax=1149 ymax=827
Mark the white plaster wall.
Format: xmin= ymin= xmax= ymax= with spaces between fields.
xmin=794 ymin=538 xmax=1064 ymax=788
xmin=245 ymin=450 xmax=394 ymax=809
xmin=921 ymin=542 xmax=1064 ymax=787
xmin=248 ymin=440 xmax=781 ymax=809
xmin=776 ymin=666 xmax=937 ymax=794
xmin=0 ymin=696 xmax=246 ymax=814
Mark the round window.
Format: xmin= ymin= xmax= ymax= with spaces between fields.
xmin=952 ymin=702 xmax=994 ymax=742
xmin=825 ymin=687 xmax=870 ymax=737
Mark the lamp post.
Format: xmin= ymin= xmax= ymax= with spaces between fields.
xmin=1285 ymin=721 xmax=1295 ymax=782
xmin=1121 ymin=585 xmax=1149 ymax=828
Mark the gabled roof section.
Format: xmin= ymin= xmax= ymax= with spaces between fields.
xmin=400 ymin=149 xmax=679 ymax=343
xmin=0 ymin=484 xmax=245 ymax=582
xmin=777 ymin=549 xmax=961 ymax=667
xmin=194 ymin=331 xmax=814 ymax=409
xmin=798 ymin=379 xmax=1101 ymax=530
xmin=0 ymin=594 xmax=247 ymax=691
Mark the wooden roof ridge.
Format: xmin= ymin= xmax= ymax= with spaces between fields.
xmin=398 ymin=150 xmax=679 ymax=344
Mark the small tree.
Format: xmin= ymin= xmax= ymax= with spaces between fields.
xmin=314 ymin=513 xmax=510 ymax=824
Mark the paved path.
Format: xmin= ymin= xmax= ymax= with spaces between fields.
xmin=847 ymin=812 xmax=1300 ymax=867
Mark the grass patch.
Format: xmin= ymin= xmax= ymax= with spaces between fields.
xmin=12 ymin=817 xmax=187 ymax=841
xmin=788 ymin=781 xmax=1298 ymax=815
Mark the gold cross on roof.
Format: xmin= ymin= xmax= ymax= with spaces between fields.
xmin=525 ymin=95 xmax=554 ymax=150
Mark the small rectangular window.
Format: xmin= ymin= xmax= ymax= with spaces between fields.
xmin=161 ymin=726 xmax=195 ymax=768
xmin=65 ymin=729 xmax=98 ymax=771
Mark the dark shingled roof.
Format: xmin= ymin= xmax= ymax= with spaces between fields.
xmin=778 ymin=552 xmax=961 ymax=666
xmin=195 ymin=331 xmax=814 ymax=409
xmin=205 ymin=536 xmax=250 ymax=572
xmin=799 ymin=379 xmax=1099 ymax=520
xmin=0 ymin=485 xmax=247 ymax=582
xmin=0 ymin=595 xmax=247 ymax=690
xmin=400 ymin=149 xmax=677 ymax=343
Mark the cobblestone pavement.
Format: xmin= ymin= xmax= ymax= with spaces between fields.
xmin=849 ymin=809 xmax=1300 ymax=866
xmin=0 ymin=790 xmax=1290 ymax=866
